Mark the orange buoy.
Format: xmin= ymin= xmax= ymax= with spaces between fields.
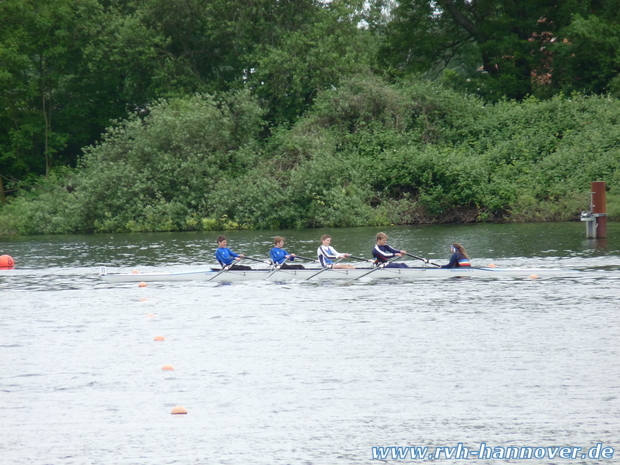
xmin=154 ymin=335 xmax=165 ymax=341
xmin=146 ymin=313 xmax=154 ymax=317
xmin=488 ymin=263 xmax=496 ymax=268
xmin=140 ymin=298 xmax=149 ymax=302
xmin=138 ymin=281 xmax=147 ymax=287
xmin=0 ymin=255 xmax=15 ymax=268
xmin=131 ymin=270 xmax=141 ymax=274
xmin=162 ymin=365 xmax=175 ymax=371
xmin=171 ymin=406 xmax=187 ymax=415
xmin=530 ymin=274 xmax=539 ymax=279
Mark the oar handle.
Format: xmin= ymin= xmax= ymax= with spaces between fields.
xmin=406 ymin=253 xmax=441 ymax=267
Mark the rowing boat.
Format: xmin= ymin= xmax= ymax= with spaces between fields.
xmin=98 ymin=266 xmax=579 ymax=283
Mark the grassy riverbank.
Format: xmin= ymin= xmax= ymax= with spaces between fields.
xmin=1 ymin=76 xmax=619 ymax=235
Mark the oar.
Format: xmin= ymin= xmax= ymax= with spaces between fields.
xmin=352 ymin=257 xmax=400 ymax=280
xmin=243 ymin=256 xmax=271 ymax=266
xmin=294 ymin=255 xmax=318 ymax=262
xmin=207 ymin=262 xmax=236 ymax=282
xmin=304 ymin=258 xmax=344 ymax=281
xmin=406 ymin=253 xmax=441 ymax=267
xmin=266 ymin=262 xmax=284 ymax=279
xmin=349 ymin=255 xmax=375 ymax=263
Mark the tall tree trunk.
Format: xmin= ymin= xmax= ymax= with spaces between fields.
xmin=0 ymin=173 xmax=6 ymax=204
xmin=40 ymin=54 xmax=51 ymax=177
xmin=42 ymin=85 xmax=50 ymax=177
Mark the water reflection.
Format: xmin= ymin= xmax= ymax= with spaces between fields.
xmin=585 ymin=236 xmax=609 ymax=253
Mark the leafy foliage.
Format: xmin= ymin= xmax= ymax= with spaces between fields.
xmin=3 ymin=77 xmax=620 ymax=234
xmin=0 ymin=0 xmax=371 ymax=191
xmin=377 ymin=0 xmax=620 ymax=102
xmin=2 ymin=0 xmax=620 ymax=234
xmin=552 ymin=13 xmax=620 ymax=96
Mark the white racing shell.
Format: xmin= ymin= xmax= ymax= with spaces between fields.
xmin=99 ymin=266 xmax=580 ymax=283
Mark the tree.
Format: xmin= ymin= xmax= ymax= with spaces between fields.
xmin=0 ymin=0 xmax=376 ymax=200
xmin=246 ymin=0 xmax=378 ymax=125
xmin=0 ymin=0 xmax=76 ymax=182
xmin=137 ymin=0 xmax=375 ymax=125
xmin=136 ymin=0 xmax=332 ymax=94
xmin=551 ymin=13 xmax=620 ymax=96
xmin=0 ymin=0 xmax=170 ymax=193
xmin=376 ymin=0 xmax=588 ymax=100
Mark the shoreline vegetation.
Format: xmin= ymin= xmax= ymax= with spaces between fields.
xmin=3 ymin=1 xmax=620 ymax=236
xmin=2 ymin=1 xmax=620 ymax=236
xmin=0 ymin=76 xmax=619 ymax=235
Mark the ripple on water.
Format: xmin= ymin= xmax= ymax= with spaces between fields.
xmin=1 ymin=226 xmax=620 ymax=464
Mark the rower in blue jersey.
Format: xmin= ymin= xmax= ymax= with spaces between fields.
xmin=441 ymin=243 xmax=471 ymax=268
xmin=372 ymin=232 xmax=410 ymax=268
xmin=317 ymin=234 xmax=354 ymax=269
xmin=215 ymin=235 xmax=251 ymax=270
xmin=270 ymin=236 xmax=305 ymax=269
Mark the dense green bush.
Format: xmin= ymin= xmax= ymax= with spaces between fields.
xmin=206 ymin=123 xmax=379 ymax=229
xmin=75 ymin=91 xmax=265 ymax=232
xmin=0 ymin=167 xmax=81 ymax=235
xmin=1 ymin=77 xmax=618 ymax=235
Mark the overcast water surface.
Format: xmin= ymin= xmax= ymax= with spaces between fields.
xmin=1 ymin=222 xmax=619 ymax=464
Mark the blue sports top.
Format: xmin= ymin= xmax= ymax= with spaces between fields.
xmin=317 ymin=245 xmax=343 ymax=268
xmin=270 ymin=247 xmax=295 ymax=265
xmin=372 ymin=244 xmax=401 ymax=263
xmin=441 ymin=252 xmax=471 ymax=268
xmin=215 ymin=247 xmax=240 ymax=266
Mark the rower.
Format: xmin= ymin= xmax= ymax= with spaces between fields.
xmin=441 ymin=243 xmax=471 ymax=268
xmin=214 ymin=235 xmax=252 ymax=270
xmin=372 ymin=232 xmax=409 ymax=268
xmin=270 ymin=236 xmax=305 ymax=269
xmin=317 ymin=235 xmax=355 ymax=269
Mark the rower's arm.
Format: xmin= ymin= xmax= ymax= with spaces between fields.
xmin=320 ymin=246 xmax=339 ymax=260
xmin=441 ymin=253 xmax=458 ymax=268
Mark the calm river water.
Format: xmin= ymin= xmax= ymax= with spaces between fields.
xmin=1 ymin=222 xmax=619 ymax=464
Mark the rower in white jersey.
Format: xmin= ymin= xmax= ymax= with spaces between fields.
xmin=317 ymin=234 xmax=355 ymax=269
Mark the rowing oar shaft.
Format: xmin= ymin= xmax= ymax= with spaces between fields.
xmin=243 ymin=256 xmax=271 ymax=265
xmin=349 ymin=255 xmax=374 ymax=263
xmin=295 ymin=255 xmax=318 ymax=262
xmin=304 ymin=258 xmax=344 ymax=280
xmin=353 ymin=256 xmax=399 ymax=280
xmin=208 ymin=263 xmax=235 ymax=281
xmin=406 ymin=253 xmax=441 ymax=268
xmin=266 ymin=263 xmax=283 ymax=279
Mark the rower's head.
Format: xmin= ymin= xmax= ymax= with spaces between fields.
xmin=274 ymin=236 xmax=284 ymax=247
xmin=376 ymin=232 xmax=388 ymax=245
xmin=451 ymin=243 xmax=469 ymax=258
xmin=320 ymin=234 xmax=331 ymax=246
xmin=217 ymin=235 xmax=228 ymax=247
